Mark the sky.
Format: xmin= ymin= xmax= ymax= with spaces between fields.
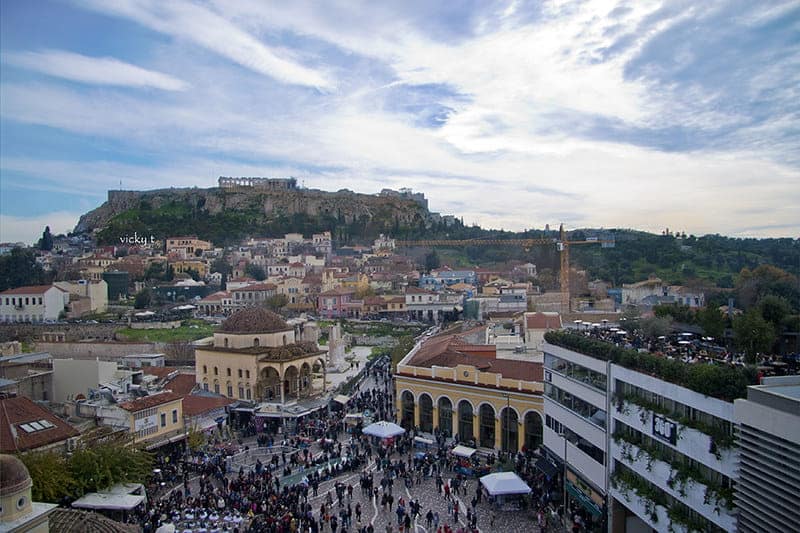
xmin=1 ymin=0 xmax=798 ymax=244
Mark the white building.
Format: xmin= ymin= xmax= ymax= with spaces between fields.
xmin=733 ymin=375 xmax=800 ymax=532
xmin=543 ymin=333 xmax=745 ymax=533
xmin=54 ymin=279 xmax=108 ymax=316
xmin=0 ymin=285 xmax=68 ymax=323
xmin=543 ymin=342 xmax=609 ymax=527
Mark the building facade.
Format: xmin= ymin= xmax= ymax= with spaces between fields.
xmin=0 ymin=285 xmax=68 ymax=323
xmin=118 ymin=391 xmax=185 ymax=448
xmin=396 ymin=326 xmax=545 ymax=452
xmin=733 ymin=375 xmax=800 ymax=532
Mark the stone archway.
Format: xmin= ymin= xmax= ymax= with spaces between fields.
xmin=479 ymin=404 xmax=496 ymax=448
xmin=259 ymin=367 xmax=281 ymax=402
xmin=401 ymin=390 xmax=415 ymax=430
xmin=284 ymin=365 xmax=299 ymax=400
xmin=501 ymin=407 xmax=519 ymax=452
xmin=458 ymin=400 xmax=474 ymax=443
xmin=524 ymin=411 xmax=544 ymax=451
xmin=299 ymin=362 xmax=312 ymax=398
xmin=438 ymin=396 xmax=453 ymax=437
xmin=419 ymin=393 xmax=433 ymax=433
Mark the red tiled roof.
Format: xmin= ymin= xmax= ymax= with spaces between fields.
xmin=230 ymin=283 xmax=277 ymax=292
xmin=319 ymin=287 xmax=356 ymax=296
xmin=141 ymin=367 xmax=177 ymax=379
xmin=199 ymin=290 xmax=231 ymax=303
xmin=118 ymin=391 xmax=183 ymax=412
xmin=0 ymin=285 xmax=63 ymax=295
xmin=182 ymin=395 xmax=234 ymax=417
xmin=0 ymin=395 xmax=79 ymax=453
xmin=525 ymin=312 xmax=562 ymax=330
xmin=165 ymin=374 xmax=197 ymax=396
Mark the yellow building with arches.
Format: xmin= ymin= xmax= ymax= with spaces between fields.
xmin=395 ymin=326 xmax=545 ymax=452
xmin=194 ymin=308 xmax=326 ymax=403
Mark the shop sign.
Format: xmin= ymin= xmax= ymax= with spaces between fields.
xmin=652 ymin=413 xmax=678 ymax=445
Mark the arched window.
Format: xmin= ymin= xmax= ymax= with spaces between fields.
xmin=224 ymin=338 xmax=229 ymax=348
xmin=203 ymin=365 xmax=207 ymax=374
xmin=419 ymin=394 xmax=433 ymax=433
xmin=524 ymin=411 xmax=543 ymax=451
xmin=479 ymin=404 xmax=495 ymax=448
xmin=282 ymin=334 xmax=287 ymax=346
xmin=401 ymin=391 xmax=415 ymax=429
xmin=438 ymin=397 xmax=453 ymax=437
xmin=458 ymin=401 xmax=474 ymax=443
xmin=501 ymin=407 xmax=519 ymax=453
xmin=227 ymin=368 xmax=231 ymax=377
xmin=214 ymin=366 xmax=218 ymax=375
xmin=253 ymin=338 xmax=260 ymax=347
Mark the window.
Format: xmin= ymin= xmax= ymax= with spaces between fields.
xmin=227 ymin=384 xmax=233 ymax=397
xmin=253 ymin=338 xmax=260 ymax=347
xmin=203 ymin=382 xmax=209 ymax=391
xmin=160 ymin=413 xmax=166 ymax=427
xmin=214 ymin=382 xmax=220 ymax=394
xmin=214 ymin=367 xmax=218 ymax=375
xmin=172 ymin=409 xmax=178 ymax=424
xmin=227 ymin=368 xmax=231 ymax=377
xmin=203 ymin=365 xmax=207 ymax=374
xmin=246 ymin=388 xmax=251 ymax=400
xmin=38 ymin=297 xmax=42 ymax=305
xmin=239 ymin=386 xmax=244 ymax=398
xmin=246 ymin=370 xmax=250 ymax=379
xmin=238 ymin=369 xmax=243 ymax=378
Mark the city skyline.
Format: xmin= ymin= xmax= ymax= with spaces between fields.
xmin=2 ymin=0 xmax=799 ymax=243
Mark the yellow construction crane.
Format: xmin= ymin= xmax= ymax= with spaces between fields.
xmin=396 ymin=224 xmax=614 ymax=312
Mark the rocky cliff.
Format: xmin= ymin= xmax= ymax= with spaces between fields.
xmin=74 ymin=185 xmax=434 ymax=245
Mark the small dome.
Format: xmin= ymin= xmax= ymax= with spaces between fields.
xmin=0 ymin=454 xmax=32 ymax=497
xmin=221 ymin=308 xmax=290 ymax=333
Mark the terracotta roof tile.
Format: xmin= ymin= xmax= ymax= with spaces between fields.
xmin=118 ymin=391 xmax=183 ymax=412
xmin=0 ymin=395 xmax=79 ymax=453
xmin=182 ymin=395 xmax=234 ymax=417
xmin=525 ymin=312 xmax=562 ymax=330
xmin=0 ymin=285 xmax=63 ymax=295
xmin=165 ymin=374 xmax=197 ymax=396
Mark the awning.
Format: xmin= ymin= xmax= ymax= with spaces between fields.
xmin=566 ymin=481 xmax=602 ymax=517
xmin=72 ymin=492 xmax=145 ymax=511
xmin=451 ymin=445 xmax=476 ymax=458
xmin=145 ymin=432 xmax=187 ymax=450
xmin=414 ymin=436 xmax=434 ymax=445
xmin=333 ymin=394 xmax=350 ymax=405
xmin=479 ymin=472 xmax=531 ymax=496
xmin=535 ymin=457 xmax=558 ymax=478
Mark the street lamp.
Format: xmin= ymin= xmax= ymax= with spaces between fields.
xmin=559 ymin=431 xmax=568 ymax=532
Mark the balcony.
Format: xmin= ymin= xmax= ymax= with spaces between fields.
xmin=544 ymin=426 xmax=606 ymax=491
xmin=609 ymin=485 xmax=681 ymax=533
xmin=610 ymin=439 xmax=736 ymax=532
xmin=612 ymin=399 xmax=736 ymax=477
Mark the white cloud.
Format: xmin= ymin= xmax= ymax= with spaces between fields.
xmin=3 ymin=49 xmax=188 ymax=91
xmin=0 ymin=212 xmax=81 ymax=245
xmin=77 ymin=0 xmax=333 ymax=89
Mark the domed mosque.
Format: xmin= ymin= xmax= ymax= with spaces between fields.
xmin=0 ymin=454 xmax=56 ymax=532
xmin=194 ymin=308 xmax=327 ymax=422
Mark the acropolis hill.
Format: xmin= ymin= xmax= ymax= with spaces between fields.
xmin=73 ymin=177 xmax=437 ymax=245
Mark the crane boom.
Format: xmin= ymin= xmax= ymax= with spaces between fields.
xmin=394 ymin=226 xmax=614 ymax=313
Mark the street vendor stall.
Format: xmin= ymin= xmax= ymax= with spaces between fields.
xmin=451 ymin=445 xmax=476 ymax=458
xmin=362 ymin=420 xmax=405 ymax=439
xmin=479 ymin=471 xmax=531 ymax=511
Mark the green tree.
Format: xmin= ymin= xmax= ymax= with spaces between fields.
xmin=0 ymin=247 xmax=51 ymax=291
xmin=134 ymin=288 xmax=152 ymax=309
xmin=424 ymin=250 xmax=440 ymax=272
xmin=245 ymin=263 xmax=267 ymax=281
xmin=145 ymin=261 xmax=165 ymax=280
xmin=264 ymin=294 xmax=288 ymax=311
xmin=163 ymin=264 xmax=175 ymax=282
xmin=641 ymin=316 xmax=673 ymax=339
xmin=697 ymin=307 xmax=726 ymax=339
xmin=733 ymin=310 xmax=776 ymax=363
xmin=38 ymin=226 xmax=54 ymax=251
xmin=19 ymin=451 xmax=80 ymax=502
xmin=758 ymin=295 xmax=791 ymax=333
xmin=69 ymin=440 xmax=153 ymax=494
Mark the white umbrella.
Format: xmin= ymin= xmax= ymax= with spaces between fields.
xmin=479 ymin=471 xmax=531 ymax=496
xmin=680 ymin=332 xmax=693 ymax=337
xmin=678 ymin=340 xmax=691 ymax=345
xmin=362 ymin=420 xmax=405 ymax=439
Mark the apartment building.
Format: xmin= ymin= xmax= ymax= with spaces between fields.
xmin=0 ymin=285 xmax=68 ymax=323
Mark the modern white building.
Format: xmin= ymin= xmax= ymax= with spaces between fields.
xmin=543 ymin=332 xmax=749 ymax=533
xmin=733 ymin=375 xmax=800 ymax=533
xmin=0 ymin=285 xmax=68 ymax=323
xmin=609 ymin=364 xmax=737 ymax=533
xmin=543 ymin=342 xmax=609 ymax=530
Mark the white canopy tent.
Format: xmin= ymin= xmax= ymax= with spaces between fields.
xmin=362 ymin=420 xmax=405 ymax=439
xmin=479 ymin=472 xmax=532 ymax=496
xmin=451 ymin=445 xmax=477 ymax=458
